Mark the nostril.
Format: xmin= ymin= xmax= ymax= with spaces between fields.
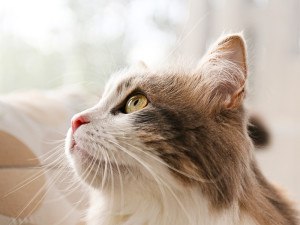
xmin=71 ymin=115 xmax=90 ymax=133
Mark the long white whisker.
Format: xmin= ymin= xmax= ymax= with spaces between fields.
xmin=2 ymin=152 xmax=67 ymax=200
xmin=116 ymin=137 xmax=223 ymax=184
xmin=1 ymin=169 xmax=45 ymax=199
xmin=109 ymin=148 xmax=124 ymax=213
xmin=102 ymin=149 xmax=115 ymax=213
xmin=107 ymin=139 xmax=195 ymax=224
xmin=106 ymin=140 xmax=169 ymax=221
xmin=53 ymin=149 xmax=100 ymax=225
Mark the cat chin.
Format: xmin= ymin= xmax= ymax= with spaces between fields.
xmin=68 ymin=148 xmax=138 ymax=189
xmin=70 ymin=157 xmax=113 ymax=189
xmin=70 ymin=149 xmax=174 ymax=191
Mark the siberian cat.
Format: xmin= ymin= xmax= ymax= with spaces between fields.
xmin=65 ymin=34 xmax=299 ymax=225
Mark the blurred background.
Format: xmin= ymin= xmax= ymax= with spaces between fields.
xmin=0 ymin=0 xmax=299 ymax=208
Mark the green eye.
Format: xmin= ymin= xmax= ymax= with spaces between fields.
xmin=125 ymin=94 xmax=148 ymax=114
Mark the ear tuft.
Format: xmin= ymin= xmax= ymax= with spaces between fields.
xmin=197 ymin=33 xmax=247 ymax=110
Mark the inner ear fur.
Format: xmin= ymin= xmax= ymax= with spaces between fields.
xmin=197 ymin=34 xmax=248 ymax=110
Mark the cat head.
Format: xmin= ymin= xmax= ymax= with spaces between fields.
xmin=65 ymin=34 xmax=252 ymax=206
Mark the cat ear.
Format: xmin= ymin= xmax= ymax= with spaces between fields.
xmin=197 ymin=34 xmax=247 ymax=109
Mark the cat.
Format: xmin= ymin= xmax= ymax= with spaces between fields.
xmin=65 ymin=34 xmax=299 ymax=225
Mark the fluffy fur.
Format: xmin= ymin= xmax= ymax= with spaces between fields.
xmin=65 ymin=34 xmax=299 ymax=225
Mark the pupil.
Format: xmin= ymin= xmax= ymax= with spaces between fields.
xmin=134 ymin=99 xmax=139 ymax=106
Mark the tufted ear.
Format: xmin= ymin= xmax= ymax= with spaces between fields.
xmin=196 ymin=34 xmax=247 ymax=109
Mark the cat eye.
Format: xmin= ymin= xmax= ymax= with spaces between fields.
xmin=125 ymin=94 xmax=148 ymax=114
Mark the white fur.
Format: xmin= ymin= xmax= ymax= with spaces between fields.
xmin=87 ymin=185 xmax=258 ymax=225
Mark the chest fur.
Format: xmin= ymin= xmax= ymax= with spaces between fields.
xmin=86 ymin=188 xmax=257 ymax=225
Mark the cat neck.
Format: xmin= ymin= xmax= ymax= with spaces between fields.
xmin=86 ymin=163 xmax=299 ymax=225
xmin=86 ymin=181 xmax=258 ymax=225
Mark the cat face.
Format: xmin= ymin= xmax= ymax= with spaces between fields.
xmin=65 ymin=34 xmax=252 ymax=206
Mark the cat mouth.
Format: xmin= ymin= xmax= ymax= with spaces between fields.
xmin=70 ymin=140 xmax=122 ymax=169
xmin=69 ymin=138 xmax=131 ymax=175
xmin=70 ymin=139 xmax=100 ymax=162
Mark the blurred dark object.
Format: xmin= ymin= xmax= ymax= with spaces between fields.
xmin=248 ymin=115 xmax=270 ymax=149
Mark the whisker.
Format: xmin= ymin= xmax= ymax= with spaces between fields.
xmin=105 ymin=140 xmax=169 ymax=214
xmin=9 ymin=175 xmax=51 ymax=225
xmin=29 ymin=143 xmax=65 ymax=161
xmin=52 ymin=150 xmax=100 ymax=225
xmin=106 ymin=139 xmax=195 ymax=224
xmin=2 ymin=168 xmax=48 ymax=199
xmin=109 ymin=149 xmax=124 ymax=213
xmin=116 ymin=137 xmax=225 ymax=185
xmin=103 ymin=149 xmax=115 ymax=213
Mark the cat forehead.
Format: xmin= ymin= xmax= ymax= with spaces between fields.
xmin=103 ymin=68 xmax=144 ymax=97
xmin=103 ymin=66 xmax=193 ymax=97
xmin=100 ymin=66 xmax=196 ymax=111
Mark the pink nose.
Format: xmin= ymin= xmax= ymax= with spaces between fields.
xmin=72 ymin=115 xmax=90 ymax=133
